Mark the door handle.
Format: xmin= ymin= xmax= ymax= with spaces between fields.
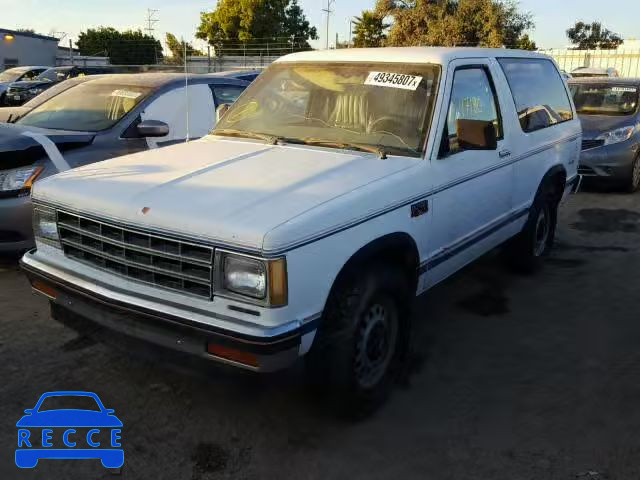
xmin=499 ymin=150 xmax=511 ymax=159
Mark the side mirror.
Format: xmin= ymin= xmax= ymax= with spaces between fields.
xmin=137 ymin=119 xmax=169 ymax=138
xmin=105 ymin=409 xmax=115 ymax=414
xmin=216 ymin=103 xmax=231 ymax=123
xmin=456 ymin=119 xmax=498 ymax=150
xmin=24 ymin=409 xmax=34 ymax=414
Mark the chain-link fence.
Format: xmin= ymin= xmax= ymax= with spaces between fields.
xmin=543 ymin=48 xmax=640 ymax=77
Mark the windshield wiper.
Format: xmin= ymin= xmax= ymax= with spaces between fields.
xmin=285 ymin=138 xmax=388 ymax=159
xmin=213 ymin=128 xmax=281 ymax=145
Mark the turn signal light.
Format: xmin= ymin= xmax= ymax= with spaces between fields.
xmin=207 ymin=343 xmax=258 ymax=368
xmin=31 ymin=280 xmax=57 ymax=299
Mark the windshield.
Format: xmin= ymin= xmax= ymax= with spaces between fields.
xmin=0 ymin=67 xmax=28 ymax=83
xmin=35 ymin=68 xmax=72 ymax=83
xmin=17 ymin=83 xmax=152 ymax=131
xmin=214 ymin=62 xmax=440 ymax=157
xmin=571 ymin=84 xmax=639 ymax=115
xmin=38 ymin=395 xmax=101 ymax=412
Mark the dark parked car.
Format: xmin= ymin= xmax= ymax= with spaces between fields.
xmin=0 ymin=72 xmax=249 ymax=252
xmin=5 ymin=66 xmax=121 ymax=106
xmin=217 ymin=69 xmax=263 ymax=82
xmin=570 ymin=77 xmax=640 ymax=192
xmin=0 ymin=75 xmax=97 ymax=123
xmin=0 ymin=66 xmax=49 ymax=105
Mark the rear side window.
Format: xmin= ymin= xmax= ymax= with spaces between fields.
xmin=498 ymin=58 xmax=573 ymax=133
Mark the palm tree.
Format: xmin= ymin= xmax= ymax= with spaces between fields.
xmin=352 ymin=11 xmax=389 ymax=48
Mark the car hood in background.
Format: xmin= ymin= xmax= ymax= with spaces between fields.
xmin=578 ymin=114 xmax=638 ymax=138
xmin=33 ymin=136 xmax=420 ymax=252
xmin=0 ymin=123 xmax=95 ymax=168
xmin=8 ymin=80 xmax=55 ymax=90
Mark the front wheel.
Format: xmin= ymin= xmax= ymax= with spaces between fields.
xmin=626 ymin=156 xmax=640 ymax=193
xmin=505 ymin=182 xmax=558 ymax=273
xmin=306 ymin=263 xmax=411 ymax=418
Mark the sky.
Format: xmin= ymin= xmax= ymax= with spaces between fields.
xmin=1 ymin=0 xmax=639 ymax=51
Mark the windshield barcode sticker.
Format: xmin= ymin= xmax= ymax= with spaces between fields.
xmin=365 ymin=72 xmax=423 ymax=90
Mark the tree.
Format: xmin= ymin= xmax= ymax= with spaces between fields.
xmin=352 ymin=11 xmax=389 ymax=47
xmin=566 ymin=21 xmax=623 ymax=50
xmin=16 ymin=28 xmax=36 ymax=34
xmin=516 ymin=33 xmax=537 ymax=51
xmin=196 ymin=0 xmax=318 ymax=55
xmin=165 ymin=33 xmax=204 ymax=64
xmin=76 ymin=27 xmax=163 ymax=65
xmin=374 ymin=0 xmax=534 ymax=49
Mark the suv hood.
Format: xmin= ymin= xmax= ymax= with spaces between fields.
xmin=33 ymin=137 xmax=418 ymax=252
xmin=578 ymin=114 xmax=638 ymax=138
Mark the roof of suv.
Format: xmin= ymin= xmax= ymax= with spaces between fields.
xmin=276 ymin=47 xmax=550 ymax=65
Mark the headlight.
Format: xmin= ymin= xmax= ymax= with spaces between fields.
xmin=32 ymin=204 xmax=60 ymax=248
xmin=0 ymin=166 xmax=43 ymax=192
xmin=596 ymin=126 xmax=636 ymax=146
xmin=27 ymin=88 xmax=44 ymax=95
xmin=215 ymin=252 xmax=287 ymax=306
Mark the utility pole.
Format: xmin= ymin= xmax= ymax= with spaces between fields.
xmin=145 ymin=8 xmax=160 ymax=64
xmin=321 ymin=0 xmax=335 ymax=50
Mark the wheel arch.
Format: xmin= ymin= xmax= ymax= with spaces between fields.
xmin=540 ymin=164 xmax=567 ymax=203
xmin=322 ymin=232 xmax=420 ymax=313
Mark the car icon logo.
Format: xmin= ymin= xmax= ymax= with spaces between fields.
xmin=15 ymin=391 xmax=123 ymax=469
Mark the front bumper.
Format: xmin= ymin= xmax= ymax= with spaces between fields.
xmin=5 ymin=91 xmax=34 ymax=106
xmin=0 ymin=194 xmax=34 ymax=252
xmin=20 ymin=251 xmax=316 ymax=372
xmin=579 ymin=139 xmax=639 ymax=181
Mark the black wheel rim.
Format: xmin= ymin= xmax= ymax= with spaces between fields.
xmin=354 ymin=300 xmax=398 ymax=389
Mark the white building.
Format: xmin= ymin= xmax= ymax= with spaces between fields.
xmin=0 ymin=28 xmax=58 ymax=70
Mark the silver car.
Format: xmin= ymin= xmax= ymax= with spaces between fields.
xmin=0 ymin=73 xmax=249 ymax=252
xmin=570 ymin=78 xmax=640 ymax=192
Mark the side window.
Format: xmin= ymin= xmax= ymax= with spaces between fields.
xmin=498 ymin=58 xmax=573 ymax=133
xmin=442 ymin=67 xmax=502 ymax=156
xmin=22 ymin=69 xmax=44 ymax=81
xmin=210 ymin=85 xmax=246 ymax=106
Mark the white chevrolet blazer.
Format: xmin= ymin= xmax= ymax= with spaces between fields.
xmin=22 ymin=48 xmax=581 ymax=413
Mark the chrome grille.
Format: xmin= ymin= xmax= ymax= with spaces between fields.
xmin=57 ymin=211 xmax=214 ymax=299
xmin=582 ymin=139 xmax=604 ymax=151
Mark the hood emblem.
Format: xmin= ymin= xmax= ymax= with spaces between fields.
xmin=141 ymin=207 xmax=151 ymax=215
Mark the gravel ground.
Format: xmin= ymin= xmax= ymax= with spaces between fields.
xmin=1 ymin=190 xmax=639 ymax=480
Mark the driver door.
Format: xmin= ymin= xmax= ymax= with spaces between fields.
xmin=424 ymin=59 xmax=514 ymax=288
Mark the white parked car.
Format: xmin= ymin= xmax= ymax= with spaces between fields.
xmin=22 ymin=48 xmax=581 ymax=414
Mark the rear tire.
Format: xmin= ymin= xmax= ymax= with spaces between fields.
xmin=307 ymin=263 xmax=412 ymax=418
xmin=505 ymin=181 xmax=559 ymax=274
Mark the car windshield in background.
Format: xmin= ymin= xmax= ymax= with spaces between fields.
xmin=214 ymin=62 xmax=441 ymax=157
xmin=17 ymin=83 xmax=152 ymax=132
xmin=35 ymin=68 xmax=72 ymax=83
xmin=0 ymin=67 xmax=28 ymax=82
xmin=570 ymin=84 xmax=639 ymax=116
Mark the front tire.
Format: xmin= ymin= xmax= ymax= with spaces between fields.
xmin=626 ymin=156 xmax=640 ymax=193
xmin=505 ymin=181 xmax=559 ymax=273
xmin=307 ymin=263 xmax=411 ymax=418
